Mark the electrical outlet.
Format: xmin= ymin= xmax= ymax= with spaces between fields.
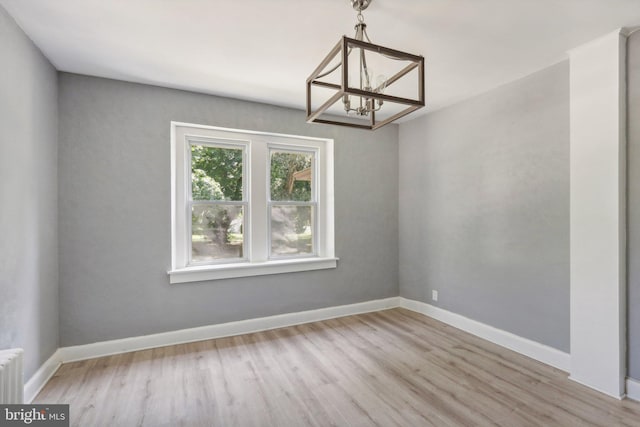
xmin=432 ymin=290 xmax=438 ymax=301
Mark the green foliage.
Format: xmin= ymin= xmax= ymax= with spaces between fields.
xmin=270 ymin=152 xmax=312 ymax=201
xmin=191 ymin=145 xmax=243 ymax=201
xmin=191 ymin=169 xmax=224 ymax=200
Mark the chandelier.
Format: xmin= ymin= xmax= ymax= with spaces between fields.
xmin=306 ymin=0 xmax=425 ymax=130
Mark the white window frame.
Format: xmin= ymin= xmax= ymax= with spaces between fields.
xmin=169 ymin=122 xmax=336 ymax=283
xmin=267 ymin=144 xmax=318 ymax=260
xmin=187 ymin=137 xmax=249 ymax=267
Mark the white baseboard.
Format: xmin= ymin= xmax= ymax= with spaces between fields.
xmin=627 ymin=377 xmax=640 ymax=402
xmin=24 ymin=350 xmax=63 ymax=403
xmin=568 ymin=375 xmax=624 ymax=400
xmin=23 ymin=297 xmax=396 ymax=400
xmin=26 ymin=296 xmax=577 ymax=402
xmin=398 ymin=297 xmax=571 ymax=372
xmin=58 ymin=297 xmax=401 ymax=363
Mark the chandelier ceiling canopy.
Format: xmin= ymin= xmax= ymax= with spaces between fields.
xmin=306 ymin=0 xmax=425 ymax=130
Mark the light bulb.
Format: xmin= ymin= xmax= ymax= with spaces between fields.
xmin=343 ymin=94 xmax=351 ymax=112
xmin=376 ymin=74 xmax=387 ymax=94
xmin=361 ymin=68 xmax=373 ymax=90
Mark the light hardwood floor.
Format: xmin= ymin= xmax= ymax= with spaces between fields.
xmin=35 ymin=308 xmax=640 ymax=426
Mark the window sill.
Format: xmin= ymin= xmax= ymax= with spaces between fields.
xmin=168 ymin=257 xmax=339 ymax=284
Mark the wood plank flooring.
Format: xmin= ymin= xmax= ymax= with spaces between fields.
xmin=35 ymin=308 xmax=640 ymax=426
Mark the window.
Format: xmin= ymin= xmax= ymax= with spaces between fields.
xmin=169 ymin=123 xmax=336 ymax=283
xmin=190 ymin=142 xmax=247 ymax=264
xmin=269 ymin=148 xmax=315 ymax=258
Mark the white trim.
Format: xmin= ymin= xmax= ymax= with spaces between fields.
xmin=267 ymin=144 xmax=319 ymax=259
xmin=398 ymin=297 xmax=571 ymax=372
xmin=568 ymin=28 xmax=627 ymax=398
xmin=26 ymin=297 xmax=600 ymax=402
xmin=186 ymin=138 xmax=249 ymax=268
xmin=171 ymin=121 xmax=333 ymax=143
xmin=22 ymin=296 xmax=638 ymax=404
xmin=567 ymin=27 xmax=633 ymax=55
xmin=568 ymin=375 xmax=625 ymax=400
xmin=58 ymin=297 xmax=400 ymax=363
xmin=170 ymin=122 xmax=335 ymax=281
xmin=24 ymin=350 xmax=63 ymax=403
xmin=168 ymin=257 xmax=338 ymax=283
xmin=627 ymin=378 xmax=640 ymax=402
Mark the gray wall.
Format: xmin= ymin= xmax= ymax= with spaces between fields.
xmin=398 ymin=61 xmax=570 ymax=351
xmin=57 ymin=73 xmax=398 ymax=346
xmin=0 ymin=6 xmax=58 ymax=379
xmin=628 ymin=31 xmax=640 ymax=381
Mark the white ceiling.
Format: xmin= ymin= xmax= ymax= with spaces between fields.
xmin=2 ymin=0 xmax=640 ymax=117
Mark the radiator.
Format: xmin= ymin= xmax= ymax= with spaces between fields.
xmin=0 ymin=348 xmax=24 ymax=404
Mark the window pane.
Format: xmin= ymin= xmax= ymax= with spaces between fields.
xmin=271 ymin=205 xmax=313 ymax=256
xmin=191 ymin=205 xmax=244 ymax=262
xmin=191 ymin=144 xmax=243 ymax=201
xmin=270 ymin=151 xmax=313 ymax=202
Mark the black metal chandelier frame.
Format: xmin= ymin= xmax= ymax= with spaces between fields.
xmin=306 ymin=0 xmax=425 ymax=130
